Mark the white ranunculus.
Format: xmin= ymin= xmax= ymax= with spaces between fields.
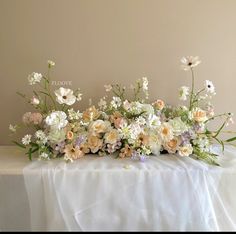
xmin=48 ymin=129 xmax=66 ymax=143
xmin=146 ymin=114 xmax=161 ymax=128
xmin=169 ymin=117 xmax=188 ymax=136
xmin=178 ymin=144 xmax=193 ymax=157
xmin=54 ymin=87 xmax=76 ymax=105
xmin=45 ymin=111 xmax=68 ymax=130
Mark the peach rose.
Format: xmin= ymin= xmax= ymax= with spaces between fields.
xmin=89 ymin=120 xmax=109 ymax=136
xmin=66 ymin=131 xmax=74 ymax=140
xmin=164 ymin=137 xmax=180 ymax=154
xmin=82 ymin=106 xmax=100 ymax=122
xmin=119 ymin=144 xmax=133 ymax=158
xmin=64 ymin=144 xmax=84 ymax=161
xmin=137 ymin=133 xmax=150 ymax=146
xmin=193 ymin=108 xmax=208 ymax=122
xmin=105 ymin=129 xmax=120 ymax=144
xmin=153 ymin=99 xmax=165 ymax=110
xmin=87 ymin=135 xmax=103 ymax=153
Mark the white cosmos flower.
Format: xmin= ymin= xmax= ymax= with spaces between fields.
xmin=22 ymin=134 xmax=32 ymax=145
xmin=45 ymin=111 xmax=68 ymax=130
xmin=54 ymin=87 xmax=76 ymax=105
xmin=179 ymin=86 xmax=189 ymax=101
xmin=205 ymin=80 xmax=216 ymax=94
xmin=181 ymin=56 xmax=201 ymax=71
xmin=104 ymin=84 xmax=112 ymax=92
xmin=28 ymin=72 xmax=42 ymax=85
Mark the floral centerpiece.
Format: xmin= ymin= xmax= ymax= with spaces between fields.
xmin=9 ymin=57 xmax=236 ymax=165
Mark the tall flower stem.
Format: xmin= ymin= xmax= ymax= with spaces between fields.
xmin=189 ymin=67 xmax=195 ymax=111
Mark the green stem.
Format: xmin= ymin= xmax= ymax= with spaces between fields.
xmin=189 ymin=68 xmax=195 ymax=111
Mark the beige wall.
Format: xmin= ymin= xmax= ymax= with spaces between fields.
xmin=0 ymin=0 xmax=236 ymax=145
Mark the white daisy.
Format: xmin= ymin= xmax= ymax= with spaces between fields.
xmin=22 ymin=134 xmax=32 ymax=145
xmin=205 ymin=80 xmax=216 ymax=94
xmin=28 ymin=72 xmax=42 ymax=85
xmin=181 ymin=56 xmax=201 ymax=71
xmin=54 ymin=87 xmax=76 ymax=105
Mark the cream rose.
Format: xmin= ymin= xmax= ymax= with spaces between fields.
xmin=178 ymin=144 xmax=193 ymax=157
xmin=89 ymin=120 xmax=110 ymax=136
xmin=105 ymin=129 xmax=120 ymax=144
xmin=164 ymin=137 xmax=180 ymax=154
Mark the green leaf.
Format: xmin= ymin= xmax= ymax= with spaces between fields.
xmin=214 ymin=137 xmax=225 ymax=152
xmin=12 ymin=141 xmax=26 ymax=149
xmin=26 ymin=148 xmax=33 ymax=161
xmin=214 ymin=121 xmax=226 ymax=138
xmin=226 ymin=136 xmax=236 ymax=142
xmin=16 ymin=92 xmax=26 ymax=98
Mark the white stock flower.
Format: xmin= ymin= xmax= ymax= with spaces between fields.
xmin=181 ymin=56 xmax=201 ymax=71
xmin=205 ymin=80 xmax=216 ymax=94
xmin=45 ymin=111 xmax=68 ymax=130
xmin=178 ymin=144 xmax=193 ymax=157
xmin=179 ymin=86 xmax=189 ymax=101
xmin=22 ymin=134 xmax=32 ymax=145
xmin=28 ymin=72 xmax=42 ymax=85
xmin=104 ymin=84 xmax=112 ymax=92
xmin=9 ymin=124 xmax=17 ymax=132
xmin=54 ymin=87 xmax=76 ymax=105
xmin=142 ymin=77 xmax=148 ymax=91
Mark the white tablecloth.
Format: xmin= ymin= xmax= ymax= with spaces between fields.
xmin=1 ymin=146 xmax=236 ymax=231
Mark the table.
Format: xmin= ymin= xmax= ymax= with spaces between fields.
xmin=1 ymin=145 xmax=236 ymax=231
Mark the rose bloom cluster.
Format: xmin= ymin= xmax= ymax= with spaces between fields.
xmin=10 ymin=58 xmax=235 ymax=165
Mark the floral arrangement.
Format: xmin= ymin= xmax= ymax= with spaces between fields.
xmin=9 ymin=57 xmax=236 ymax=165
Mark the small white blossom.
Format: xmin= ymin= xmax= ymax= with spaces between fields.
xmin=28 ymin=72 xmax=42 ymax=85
xmin=35 ymin=130 xmax=46 ymax=140
xmin=68 ymin=108 xmax=81 ymax=120
xmin=48 ymin=60 xmax=55 ymax=68
xmin=39 ymin=152 xmax=50 ymax=160
xmin=98 ymin=97 xmax=107 ymax=110
xmin=104 ymin=84 xmax=112 ymax=92
xmin=179 ymin=86 xmax=189 ymax=101
xmin=111 ymin=97 xmax=122 ymax=109
xmin=76 ymin=93 xmax=83 ymax=101
xmin=22 ymin=134 xmax=32 ymax=145
xmin=181 ymin=56 xmax=201 ymax=71
xmin=30 ymin=96 xmax=40 ymax=105
xmin=9 ymin=124 xmax=17 ymax=132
